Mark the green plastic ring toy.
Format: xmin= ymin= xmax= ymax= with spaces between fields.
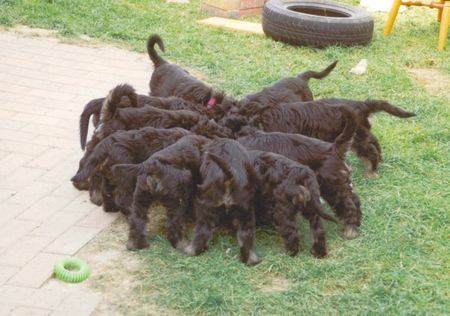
xmin=53 ymin=256 xmax=90 ymax=283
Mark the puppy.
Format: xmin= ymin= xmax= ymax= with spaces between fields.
xmin=235 ymin=60 xmax=338 ymax=115
xmin=71 ymin=127 xmax=192 ymax=215
xmin=79 ymin=93 xmax=205 ymax=150
xmin=111 ymin=135 xmax=210 ymax=251
xmin=235 ymin=98 xmax=416 ymax=177
xmin=147 ymin=34 xmax=237 ymax=112
xmin=238 ymin=108 xmax=362 ymax=239
xmin=249 ymin=150 xmax=337 ymax=257
xmin=183 ymin=139 xmax=260 ymax=265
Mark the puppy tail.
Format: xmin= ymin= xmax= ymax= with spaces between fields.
xmin=361 ymin=99 xmax=416 ymax=118
xmin=80 ymin=98 xmax=104 ymax=150
xmin=147 ymin=34 xmax=167 ymax=68
xmin=304 ymin=175 xmax=338 ymax=223
xmin=100 ymin=84 xmax=137 ymax=122
xmin=111 ymin=163 xmax=144 ymax=178
xmin=205 ymin=152 xmax=235 ymax=181
xmin=334 ymin=107 xmax=357 ymax=157
xmin=298 ymin=60 xmax=338 ymax=81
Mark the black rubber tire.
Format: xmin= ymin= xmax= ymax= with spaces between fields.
xmin=263 ymin=0 xmax=374 ymax=47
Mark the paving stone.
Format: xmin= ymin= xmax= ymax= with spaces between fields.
xmin=52 ymin=290 xmax=102 ymax=316
xmin=0 ymin=286 xmax=67 ymax=310
xmin=0 ymin=167 xmax=46 ymax=191
xmin=18 ymin=195 xmax=74 ymax=223
xmin=24 ymin=148 xmax=74 ymax=171
xmin=59 ymin=194 xmax=97 ymax=214
xmin=7 ymin=252 xmax=61 ymax=288
xmin=0 ymin=119 xmax=28 ymax=131
xmin=29 ymin=211 xmax=87 ymax=239
xmin=0 ymin=219 xmax=40 ymax=249
xmin=50 ymin=182 xmax=82 ymax=200
xmin=45 ymin=226 xmax=101 ymax=255
xmin=0 ymin=236 xmax=53 ymax=267
xmin=9 ymin=307 xmax=51 ymax=316
xmin=0 ymin=153 xmax=35 ymax=176
xmin=0 ymin=203 xmax=28 ymax=227
xmin=0 ymin=140 xmax=48 ymax=156
xmin=6 ymin=181 xmax=57 ymax=207
xmin=0 ymin=266 xmax=20 ymax=285
xmin=0 ymin=305 xmax=14 ymax=316
xmin=77 ymin=208 xmax=119 ymax=230
xmin=0 ymin=189 xmax=16 ymax=203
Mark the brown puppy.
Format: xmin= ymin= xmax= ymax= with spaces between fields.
xmin=237 ymin=109 xmax=362 ymax=239
xmin=111 ymin=135 xmax=210 ymax=251
xmin=184 ymin=139 xmax=260 ymax=265
xmin=71 ymin=127 xmax=192 ymax=215
xmin=79 ymin=93 xmax=205 ymax=150
xmin=236 ymin=60 xmax=338 ymax=115
xmin=249 ymin=149 xmax=337 ymax=257
xmin=147 ymin=34 xmax=237 ymax=112
xmin=234 ymin=98 xmax=416 ymax=177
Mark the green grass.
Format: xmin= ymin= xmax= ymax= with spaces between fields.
xmin=2 ymin=0 xmax=449 ymax=314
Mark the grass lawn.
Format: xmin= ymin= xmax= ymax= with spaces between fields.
xmin=1 ymin=0 xmax=449 ymax=314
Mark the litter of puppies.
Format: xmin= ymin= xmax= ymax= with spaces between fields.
xmin=72 ymin=34 xmax=416 ymax=265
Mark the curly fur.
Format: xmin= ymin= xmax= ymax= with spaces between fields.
xmin=71 ymin=127 xmax=192 ymax=215
xmin=111 ymin=135 xmax=210 ymax=251
xmin=185 ymin=139 xmax=260 ymax=265
xmin=147 ymin=34 xmax=237 ymax=113
xmin=237 ymin=111 xmax=362 ymax=240
xmin=249 ymin=150 xmax=336 ymax=257
xmin=233 ymin=98 xmax=415 ymax=176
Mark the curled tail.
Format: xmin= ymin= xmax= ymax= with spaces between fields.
xmin=360 ymin=99 xmax=416 ymax=118
xmin=80 ymin=98 xmax=104 ymax=150
xmin=334 ymin=107 xmax=357 ymax=157
xmin=304 ymin=175 xmax=338 ymax=223
xmin=100 ymin=84 xmax=137 ymax=122
xmin=298 ymin=60 xmax=338 ymax=81
xmin=147 ymin=34 xmax=167 ymax=68
xmin=206 ymin=152 xmax=234 ymax=181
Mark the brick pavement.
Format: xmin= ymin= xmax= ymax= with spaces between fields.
xmin=0 ymin=27 xmax=152 ymax=315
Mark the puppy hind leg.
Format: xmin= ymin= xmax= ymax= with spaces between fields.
xmin=235 ymin=207 xmax=261 ymax=266
xmin=127 ymin=178 xmax=152 ymax=250
xmin=272 ymin=205 xmax=299 ymax=256
xmin=184 ymin=199 xmax=216 ymax=256
xmin=164 ymin=201 xmax=189 ymax=250
xmin=302 ymin=210 xmax=327 ymax=258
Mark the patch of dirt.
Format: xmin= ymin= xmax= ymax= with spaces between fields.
xmin=408 ymin=68 xmax=450 ymax=99
xmin=256 ymin=275 xmax=291 ymax=293
xmin=77 ymin=207 xmax=177 ymax=316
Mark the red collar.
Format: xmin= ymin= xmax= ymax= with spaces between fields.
xmin=206 ymin=97 xmax=217 ymax=110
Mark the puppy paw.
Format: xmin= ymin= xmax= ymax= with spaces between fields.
xmin=286 ymin=247 xmax=299 ymax=257
xmin=244 ymin=251 xmax=262 ymax=266
xmin=182 ymin=243 xmax=196 ymax=256
xmin=364 ymin=170 xmax=379 ymax=178
xmin=310 ymin=245 xmax=327 ymax=258
xmin=343 ymin=224 xmax=359 ymax=240
xmin=127 ymin=238 xmax=149 ymax=251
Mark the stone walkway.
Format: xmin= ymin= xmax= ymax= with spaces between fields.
xmin=0 ymin=27 xmax=152 ymax=316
